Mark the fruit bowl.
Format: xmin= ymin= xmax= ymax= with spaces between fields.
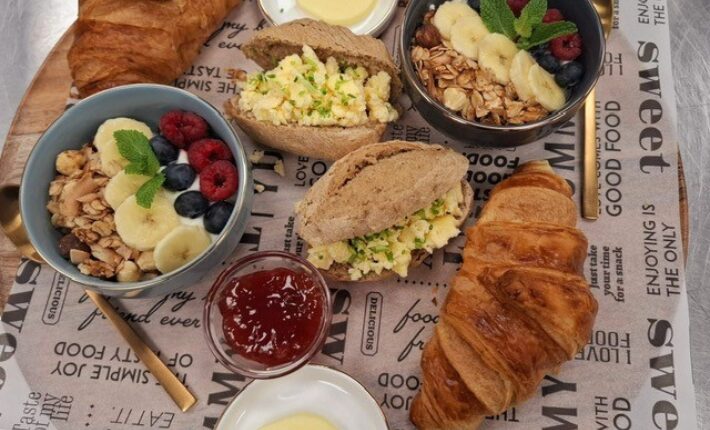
xmin=399 ymin=0 xmax=605 ymax=147
xmin=20 ymin=84 xmax=253 ymax=298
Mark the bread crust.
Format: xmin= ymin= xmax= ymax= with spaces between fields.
xmin=224 ymin=99 xmax=387 ymax=161
xmin=296 ymin=141 xmax=470 ymax=246
xmin=229 ymin=19 xmax=400 ymax=159
xmin=318 ymin=179 xmax=473 ymax=283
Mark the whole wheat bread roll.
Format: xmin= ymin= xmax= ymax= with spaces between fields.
xmin=295 ymin=141 xmax=473 ymax=282
xmin=226 ymin=19 xmax=401 ymax=161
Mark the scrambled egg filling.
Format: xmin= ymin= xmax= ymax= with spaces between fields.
xmin=308 ymin=186 xmax=465 ymax=280
xmin=238 ymin=45 xmax=399 ymax=127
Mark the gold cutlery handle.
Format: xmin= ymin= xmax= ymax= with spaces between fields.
xmin=86 ymin=290 xmax=197 ymax=412
xmin=583 ymin=89 xmax=599 ymax=220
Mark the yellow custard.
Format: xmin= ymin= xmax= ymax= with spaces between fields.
xmin=297 ymin=0 xmax=377 ymax=26
xmin=259 ymin=413 xmax=338 ymax=430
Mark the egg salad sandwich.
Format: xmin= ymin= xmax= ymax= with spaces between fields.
xmin=225 ymin=19 xmax=401 ymax=161
xmin=295 ymin=141 xmax=473 ymax=282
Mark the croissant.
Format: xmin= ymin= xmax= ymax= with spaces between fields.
xmin=68 ymin=0 xmax=241 ymax=98
xmin=410 ymin=160 xmax=598 ymax=429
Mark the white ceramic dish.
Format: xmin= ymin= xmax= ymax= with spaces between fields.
xmin=257 ymin=0 xmax=397 ymax=37
xmin=215 ymin=365 xmax=389 ymax=429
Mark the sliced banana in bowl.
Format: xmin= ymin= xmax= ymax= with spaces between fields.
xmin=450 ymin=14 xmax=489 ymax=60
xmin=94 ymin=117 xmax=153 ymax=152
xmin=432 ymin=1 xmax=478 ymax=39
xmin=477 ymin=33 xmax=519 ymax=85
xmin=115 ymin=194 xmax=181 ymax=252
xmin=509 ymin=50 xmax=537 ymax=103
xmin=154 ymin=226 xmax=212 ymax=274
xmin=104 ymin=171 xmax=152 ymax=210
xmin=528 ymin=64 xmax=566 ymax=111
xmin=94 ymin=117 xmax=154 ymax=177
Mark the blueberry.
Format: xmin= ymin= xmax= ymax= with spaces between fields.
xmin=555 ymin=61 xmax=585 ymax=88
xmin=163 ymin=163 xmax=196 ymax=191
xmin=467 ymin=0 xmax=480 ymax=10
xmin=537 ymin=53 xmax=561 ymax=74
xmin=529 ymin=44 xmax=549 ymax=60
xmin=174 ymin=191 xmax=210 ymax=218
xmin=150 ymin=135 xmax=179 ymax=165
xmin=204 ymin=201 xmax=234 ymax=234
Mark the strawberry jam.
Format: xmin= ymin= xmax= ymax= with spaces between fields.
xmin=218 ymin=268 xmax=325 ymax=367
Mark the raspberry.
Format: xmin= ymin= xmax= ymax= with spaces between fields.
xmin=159 ymin=110 xmax=209 ymax=149
xmin=507 ymin=0 xmax=529 ymax=16
xmin=550 ymin=33 xmax=583 ymax=61
xmin=543 ymin=8 xmax=564 ymax=23
xmin=200 ymin=160 xmax=238 ymax=201
xmin=188 ymin=139 xmax=232 ymax=172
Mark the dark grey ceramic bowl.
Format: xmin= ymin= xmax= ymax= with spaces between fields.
xmin=400 ymin=0 xmax=605 ymax=147
xmin=20 ymin=84 xmax=253 ymax=298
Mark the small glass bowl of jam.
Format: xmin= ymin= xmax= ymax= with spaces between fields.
xmin=203 ymin=251 xmax=332 ymax=379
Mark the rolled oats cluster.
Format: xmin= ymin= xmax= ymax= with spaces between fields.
xmin=47 ymin=144 xmax=158 ymax=281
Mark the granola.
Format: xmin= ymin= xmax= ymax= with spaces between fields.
xmin=47 ymin=143 xmax=159 ymax=281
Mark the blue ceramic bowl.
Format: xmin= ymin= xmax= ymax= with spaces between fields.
xmin=20 ymin=84 xmax=253 ymax=298
xmin=400 ymin=0 xmax=605 ymax=147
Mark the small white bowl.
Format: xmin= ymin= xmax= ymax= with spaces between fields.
xmin=215 ymin=365 xmax=389 ymax=429
xmin=258 ymin=0 xmax=397 ymax=37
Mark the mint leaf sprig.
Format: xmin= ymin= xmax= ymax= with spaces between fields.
xmin=481 ymin=0 xmax=517 ymax=39
xmin=480 ymin=0 xmax=578 ymax=50
xmin=514 ymin=0 xmax=547 ymax=38
xmin=518 ymin=21 xmax=578 ymax=50
xmin=135 ymin=173 xmax=166 ymax=209
xmin=114 ymin=130 xmax=160 ymax=177
xmin=114 ymin=130 xmax=165 ymax=208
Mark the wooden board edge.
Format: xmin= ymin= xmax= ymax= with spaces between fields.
xmin=0 ymin=25 xmax=75 ymax=310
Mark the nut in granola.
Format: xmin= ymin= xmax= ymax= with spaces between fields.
xmin=55 ymin=150 xmax=87 ymax=176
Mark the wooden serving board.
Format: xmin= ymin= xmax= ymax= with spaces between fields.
xmin=0 ymin=25 xmax=690 ymax=311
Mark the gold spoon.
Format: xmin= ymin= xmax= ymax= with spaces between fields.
xmin=582 ymin=0 xmax=613 ymax=220
xmin=0 ymin=184 xmax=197 ymax=412
xmin=0 ymin=186 xmax=43 ymax=263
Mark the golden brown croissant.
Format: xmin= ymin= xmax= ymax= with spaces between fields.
xmin=411 ymin=160 xmax=598 ymax=430
xmin=68 ymin=0 xmax=241 ymax=98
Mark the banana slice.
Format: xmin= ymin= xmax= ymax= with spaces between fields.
xmin=528 ymin=64 xmax=566 ymax=111
xmin=104 ymin=170 xmax=152 ymax=210
xmin=94 ymin=118 xmax=154 ymax=177
xmin=100 ymin=143 xmax=130 ymax=177
xmin=509 ymin=50 xmax=537 ymax=102
xmin=94 ymin=118 xmax=153 ymax=152
xmin=153 ymin=226 xmax=211 ymax=274
xmin=115 ymin=194 xmax=180 ymax=251
xmin=432 ymin=0 xmax=478 ymax=40
xmin=477 ymin=33 xmax=519 ymax=85
xmin=450 ymin=14 xmax=489 ymax=59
